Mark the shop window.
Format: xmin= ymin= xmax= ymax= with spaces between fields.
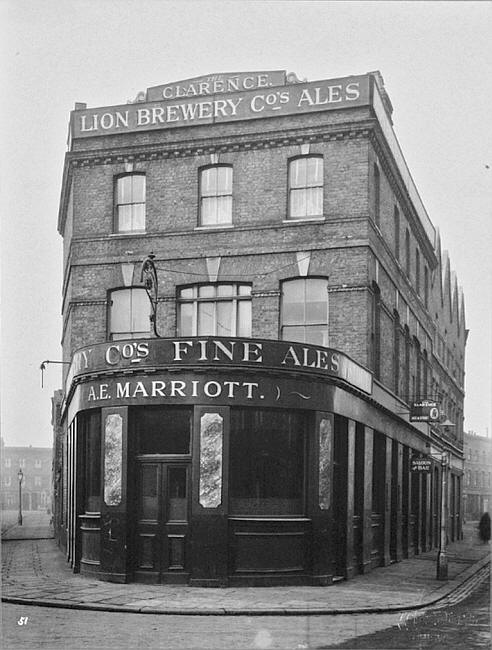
xmin=288 ymin=156 xmax=323 ymax=219
xmin=133 ymin=406 xmax=191 ymax=455
xmin=108 ymin=287 xmax=151 ymax=340
xmin=281 ymin=278 xmax=328 ymax=346
xmin=177 ymin=283 xmax=251 ymax=337
xmin=199 ymin=165 xmax=232 ymax=226
xmin=114 ymin=173 xmax=146 ymax=233
xmin=230 ymin=408 xmax=306 ymax=515
xmin=80 ymin=409 xmax=101 ymax=512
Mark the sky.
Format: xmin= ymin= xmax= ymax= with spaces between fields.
xmin=1 ymin=0 xmax=491 ymax=447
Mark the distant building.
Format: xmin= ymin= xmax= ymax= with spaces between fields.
xmin=1 ymin=438 xmax=52 ymax=511
xmin=54 ymin=69 xmax=466 ymax=586
xmin=463 ymin=431 xmax=492 ymax=519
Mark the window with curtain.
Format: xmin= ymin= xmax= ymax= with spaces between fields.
xmin=281 ymin=278 xmax=328 ymax=346
xmin=109 ymin=288 xmax=151 ymax=340
xmin=114 ymin=173 xmax=146 ymax=233
xmin=288 ymin=156 xmax=323 ymax=219
xmin=199 ymin=165 xmax=233 ymax=226
xmin=177 ymin=284 xmax=251 ymax=337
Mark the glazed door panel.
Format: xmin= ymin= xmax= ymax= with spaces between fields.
xmin=134 ymin=462 xmax=190 ymax=583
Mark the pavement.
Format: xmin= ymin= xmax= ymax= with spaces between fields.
xmin=1 ymin=511 xmax=490 ymax=616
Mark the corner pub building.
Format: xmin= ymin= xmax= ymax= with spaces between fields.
xmin=53 ymin=70 xmax=467 ymax=587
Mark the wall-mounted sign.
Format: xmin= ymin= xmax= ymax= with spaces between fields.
xmin=71 ymin=74 xmax=370 ymax=138
xmin=147 ymin=71 xmax=287 ymax=102
xmin=65 ymin=336 xmax=373 ymax=397
xmin=411 ymin=457 xmax=432 ymax=472
xmin=410 ymin=400 xmax=440 ymax=422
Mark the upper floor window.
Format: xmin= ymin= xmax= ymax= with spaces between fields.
xmin=34 ymin=459 xmax=42 ymax=468
xmin=424 ymin=266 xmax=429 ymax=308
xmin=199 ymin=165 xmax=232 ymax=226
xmin=5 ymin=458 xmax=11 ymax=468
xmin=19 ymin=458 xmax=26 ymax=468
xmin=374 ymin=164 xmax=380 ymax=226
xmin=405 ymin=229 xmax=410 ymax=276
xmin=281 ymin=278 xmax=328 ymax=346
xmin=114 ymin=173 xmax=146 ymax=233
xmin=394 ymin=206 xmax=400 ymax=260
xmin=177 ymin=283 xmax=251 ymax=337
xmin=34 ymin=476 xmax=42 ymax=487
xmin=109 ymin=288 xmax=150 ymax=340
xmin=415 ymin=248 xmax=420 ymax=294
xmin=4 ymin=476 xmax=11 ymax=487
xmin=288 ymin=156 xmax=323 ymax=219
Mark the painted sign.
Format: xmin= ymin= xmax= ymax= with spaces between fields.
xmin=410 ymin=400 xmax=440 ymax=422
xmin=71 ymin=74 xmax=370 ymax=138
xmin=147 ymin=71 xmax=287 ymax=101
xmin=66 ymin=336 xmax=373 ymax=396
xmin=411 ymin=458 xmax=432 ymax=472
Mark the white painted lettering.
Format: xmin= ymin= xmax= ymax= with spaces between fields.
xmin=170 ymin=381 xmax=186 ymax=397
xmin=151 ymin=381 xmax=166 ymax=397
xmin=173 ymin=340 xmax=193 ymax=361
xmin=116 ymin=382 xmax=130 ymax=398
xmin=243 ymin=382 xmax=258 ymax=399
xmin=204 ymin=381 xmax=221 ymax=397
xmin=345 ymin=82 xmax=360 ymax=100
xmin=243 ymin=342 xmax=263 ymax=363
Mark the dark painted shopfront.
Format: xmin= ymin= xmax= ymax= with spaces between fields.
xmin=62 ymin=335 xmax=455 ymax=586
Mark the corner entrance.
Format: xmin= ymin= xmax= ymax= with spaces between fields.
xmin=133 ymin=461 xmax=190 ymax=583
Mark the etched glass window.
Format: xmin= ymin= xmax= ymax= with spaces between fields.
xmin=318 ymin=417 xmax=332 ymax=510
xmin=104 ymin=413 xmax=123 ymax=506
xmin=115 ymin=173 xmax=146 ymax=233
xmin=288 ymin=156 xmax=323 ymax=219
xmin=199 ymin=413 xmax=223 ymax=508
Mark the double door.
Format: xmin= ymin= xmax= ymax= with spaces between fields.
xmin=134 ymin=460 xmax=190 ymax=583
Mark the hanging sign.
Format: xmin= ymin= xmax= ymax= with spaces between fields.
xmin=411 ymin=457 xmax=432 ymax=472
xmin=410 ymin=400 xmax=440 ymax=422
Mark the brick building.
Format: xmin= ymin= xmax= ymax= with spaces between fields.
xmin=54 ymin=70 xmax=466 ymax=586
xmin=463 ymin=431 xmax=492 ymax=520
xmin=1 ymin=438 xmax=52 ymax=511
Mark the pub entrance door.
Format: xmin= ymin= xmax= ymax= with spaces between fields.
xmin=133 ymin=461 xmax=190 ymax=583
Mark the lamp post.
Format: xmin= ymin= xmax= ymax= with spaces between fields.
xmin=436 ymin=451 xmax=448 ymax=580
xmin=17 ymin=468 xmax=24 ymax=526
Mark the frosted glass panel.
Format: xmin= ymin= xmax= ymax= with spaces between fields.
xmin=104 ymin=414 xmax=123 ymax=506
xmin=199 ymin=413 xmax=223 ymax=508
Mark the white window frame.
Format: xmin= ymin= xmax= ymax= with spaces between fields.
xmin=177 ymin=284 xmax=251 ymax=337
xmin=199 ymin=165 xmax=233 ymax=227
xmin=108 ymin=287 xmax=151 ymax=340
xmin=288 ymin=156 xmax=324 ymax=220
xmin=114 ymin=173 xmax=146 ymax=233
xmin=280 ymin=277 xmax=329 ymax=346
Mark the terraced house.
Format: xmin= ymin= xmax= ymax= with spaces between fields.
xmin=53 ymin=69 xmax=466 ymax=586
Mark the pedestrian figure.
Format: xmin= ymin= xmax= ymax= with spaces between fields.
xmin=478 ymin=512 xmax=490 ymax=543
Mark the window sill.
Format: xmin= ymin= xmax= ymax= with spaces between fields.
xmin=194 ymin=224 xmax=234 ymax=231
xmin=283 ymin=217 xmax=325 ymax=224
xmin=109 ymin=231 xmax=146 ymax=237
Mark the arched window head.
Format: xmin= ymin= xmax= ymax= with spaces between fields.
xmin=288 ymin=156 xmax=323 ymax=219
